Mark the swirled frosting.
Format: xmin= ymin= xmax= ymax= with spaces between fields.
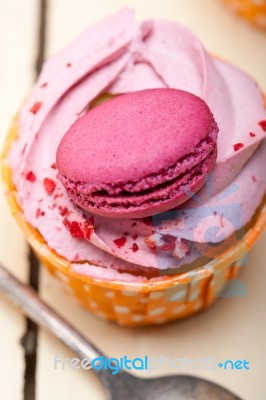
xmin=9 ymin=9 xmax=266 ymax=282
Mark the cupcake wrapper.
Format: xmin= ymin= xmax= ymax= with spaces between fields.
xmin=2 ymin=116 xmax=266 ymax=326
xmin=224 ymin=0 xmax=266 ymax=30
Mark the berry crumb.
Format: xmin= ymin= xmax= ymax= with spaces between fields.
xmin=113 ymin=237 xmax=127 ymax=248
xmin=259 ymin=120 xmax=266 ymax=131
xmin=233 ymin=143 xmax=244 ymax=152
xmin=131 ymin=243 xmax=139 ymax=252
xmin=43 ymin=178 xmax=56 ymax=194
xmin=30 ymin=102 xmax=42 ymax=114
xmin=26 ymin=171 xmax=36 ymax=182
xmin=59 ymin=206 xmax=70 ymax=217
xmin=36 ymin=208 xmax=45 ymax=218
xmin=63 ymin=217 xmax=94 ymax=240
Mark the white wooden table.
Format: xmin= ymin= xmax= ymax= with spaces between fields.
xmin=0 ymin=1 xmax=265 ymax=399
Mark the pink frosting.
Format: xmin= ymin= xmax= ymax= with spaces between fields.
xmin=9 ymin=9 xmax=266 ymax=282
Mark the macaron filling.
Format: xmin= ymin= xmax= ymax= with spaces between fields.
xmin=58 ymin=123 xmax=217 ymax=212
xmin=59 ymin=120 xmax=217 ymax=195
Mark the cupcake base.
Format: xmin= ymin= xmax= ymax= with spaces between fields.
xmin=2 ymin=116 xmax=266 ymax=326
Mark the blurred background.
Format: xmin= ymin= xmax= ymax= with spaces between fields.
xmin=0 ymin=1 xmax=265 ymax=399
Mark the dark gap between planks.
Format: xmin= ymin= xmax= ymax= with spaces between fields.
xmin=20 ymin=1 xmax=48 ymax=399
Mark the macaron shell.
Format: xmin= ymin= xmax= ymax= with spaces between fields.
xmin=56 ymin=89 xmax=216 ymax=185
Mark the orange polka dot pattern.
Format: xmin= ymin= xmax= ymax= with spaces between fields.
xmin=224 ymin=0 xmax=266 ymax=30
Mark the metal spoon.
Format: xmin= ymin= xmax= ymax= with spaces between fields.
xmin=0 ymin=263 xmax=241 ymax=400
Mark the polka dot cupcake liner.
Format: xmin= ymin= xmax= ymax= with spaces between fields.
xmin=2 ymin=115 xmax=266 ymax=326
xmin=224 ymin=0 xmax=266 ymax=30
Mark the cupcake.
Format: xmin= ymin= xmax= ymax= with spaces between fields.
xmin=224 ymin=0 xmax=266 ymax=30
xmin=2 ymin=9 xmax=266 ymax=326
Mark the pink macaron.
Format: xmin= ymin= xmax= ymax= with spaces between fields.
xmin=56 ymin=89 xmax=218 ymax=218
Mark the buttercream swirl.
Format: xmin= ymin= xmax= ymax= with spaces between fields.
xmin=9 ymin=9 xmax=266 ymax=281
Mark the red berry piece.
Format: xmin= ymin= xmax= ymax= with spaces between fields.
xmin=36 ymin=208 xmax=45 ymax=218
xmin=233 ymin=143 xmax=244 ymax=152
xmin=160 ymin=235 xmax=176 ymax=252
xmin=30 ymin=102 xmax=42 ymax=114
xmin=26 ymin=171 xmax=36 ymax=182
xmin=131 ymin=243 xmax=139 ymax=252
xmin=59 ymin=206 xmax=70 ymax=217
xmin=43 ymin=178 xmax=56 ymax=194
xmin=113 ymin=237 xmax=127 ymax=248
xmin=259 ymin=120 xmax=266 ymax=131
xmin=63 ymin=217 xmax=94 ymax=240
xmin=63 ymin=220 xmax=84 ymax=239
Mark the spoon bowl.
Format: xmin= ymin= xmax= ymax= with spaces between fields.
xmin=101 ymin=372 xmax=241 ymax=400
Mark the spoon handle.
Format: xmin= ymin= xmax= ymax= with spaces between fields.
xmin=0 ymin=263 xmax=102 ymax=361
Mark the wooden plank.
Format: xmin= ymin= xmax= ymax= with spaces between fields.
xmin=36 ymin=1 xmax=265 ymax=399
xmin=0 ymin=1 xmax=39 ymax=399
